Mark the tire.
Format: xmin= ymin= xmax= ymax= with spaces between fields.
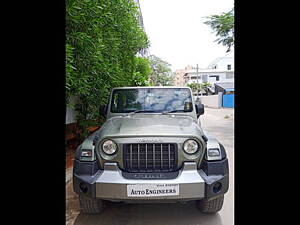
xmin=197 ymin=195 xmax=224 ymax=213
xmin=79 ymin=195 xmax=105 ymax=214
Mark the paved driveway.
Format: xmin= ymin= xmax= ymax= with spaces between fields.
xmin=201 ymin=107 xmax=234 ymax=225
xmin=66 ymin=107 xmax=234 ymax=225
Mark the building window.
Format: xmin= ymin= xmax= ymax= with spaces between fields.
xmin=227 ymin=64 xmax=231 ymax=70
xmin=191 ymin=76 xmax=201 ymax=80
xmin=209 ymin=75 xmax=219 ymax=81
xmin=226 ymin=73 xmax=234 ymax=79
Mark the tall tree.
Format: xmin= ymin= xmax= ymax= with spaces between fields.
xmin=204 ymin=8 xmax=234 ymax=52
xmin=148 ymin=55 xmax=174 ymax=86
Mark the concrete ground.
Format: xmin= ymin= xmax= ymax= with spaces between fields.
xmin=201 ymin=107 xmax=234 ymax=225
xmin=66 ymin=107 xmax=234 ymax=225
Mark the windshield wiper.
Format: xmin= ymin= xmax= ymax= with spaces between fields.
xmin=162 ymin=109 xmax=186 ymax=114
xmin=128 ymin=110 xmax=157 ymax=115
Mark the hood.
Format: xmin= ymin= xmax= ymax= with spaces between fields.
xmin=96 ymin=114 xmax=204 ymax=138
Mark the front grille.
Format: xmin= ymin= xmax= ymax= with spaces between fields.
xmin=123 ymin=143 xmax=177 ymax=172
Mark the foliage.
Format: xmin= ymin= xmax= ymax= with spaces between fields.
xmin=187 ymin=83 xmax=202 ymax=93
xmin=65 ymin=44 xmax=76 ymax=102
xmin=66 ymin=0 xmax=150 ymax=139
xmin=148 ymin=55 xmax=174 ymax=86
xmin=187 ymin=82 xmax=212 ymax=94
xmin=132 ymin=57 xmax=152 ymax=86
xmin=202 ymin=82 xmax=212 ymax=89
xmin=202 ymin=82 xmax=212 ymax=94
xmin=204 ymin=8 xmax=234 ymax=52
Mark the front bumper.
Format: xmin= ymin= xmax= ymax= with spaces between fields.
xmin=73 ymin=160 xmax=229 ymax=202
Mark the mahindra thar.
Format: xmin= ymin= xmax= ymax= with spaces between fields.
xmin=73 ymin=87 xmax=229 ymax=214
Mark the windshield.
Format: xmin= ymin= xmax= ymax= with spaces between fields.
xmin=110 ymin=88 xmax=193 ymax=113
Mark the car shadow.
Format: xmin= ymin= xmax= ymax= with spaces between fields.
xmin=73 ymin=201 xmax=223 ymax=225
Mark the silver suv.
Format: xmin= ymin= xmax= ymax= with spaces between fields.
xmin=73 ymin=86 xmax=229 ymax=214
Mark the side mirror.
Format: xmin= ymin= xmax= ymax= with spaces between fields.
xmin=195 ymin=103 xmax=204 ymax=118
xmin=99 ymin=105 xmax=108 ymax=118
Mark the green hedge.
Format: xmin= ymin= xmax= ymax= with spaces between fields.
xmin=66 ymin=0 xmax=150 ymax=138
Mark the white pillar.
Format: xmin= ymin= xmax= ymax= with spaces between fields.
xmin=218 ymin=92 xmax=223 ymax=108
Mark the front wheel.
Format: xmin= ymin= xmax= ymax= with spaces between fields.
xmin=79 ymin=195 xmax=105 ymax=214
xmin=197 ymin=195 xmax=224 ymax=213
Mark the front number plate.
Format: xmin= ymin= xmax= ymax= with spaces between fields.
xmin=127 ymin=184 xmax=179 ymax=197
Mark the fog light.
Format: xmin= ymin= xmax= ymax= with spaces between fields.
xmin=213 ymin=182 xmax=222 ymax=193
xmin=79 ymin=182 xmax=88 ymax=193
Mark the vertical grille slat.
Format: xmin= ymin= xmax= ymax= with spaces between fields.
xmin=168 ymin=144 xmax=171 ymax=170
xmin=153 ymin=144 xmax=155 ymax=170
xmin=145 ymin=144 xmax=148 ymax=170
xmin=124 ymin=143 xmax=177 ymax=172
xmin=137 ymin=144 xmax=140 ymax=170
xmin=160 ymin=144 xmax=163 ymax=169
xmin=130 ymin=144 xmax=132 ymax=170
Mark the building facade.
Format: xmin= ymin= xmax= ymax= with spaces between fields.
xmin=183 ymin=55 xmax=234 ymax=86
xmin=174 ymin=65 xmax=193 ymax=86
xmin=134 ymin=0 xmax=149 ymax=57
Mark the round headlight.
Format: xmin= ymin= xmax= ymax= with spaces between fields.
xmin=183 ymin=139 xmax=199 ymax=154
xmin=102 ymin=140 xmax=117 ymax=155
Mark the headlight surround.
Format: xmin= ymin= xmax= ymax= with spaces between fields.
xmin=102 ymin=139 xmax=118 ymax=155
xmin=183 ymin=139 xmax=199 ymax=154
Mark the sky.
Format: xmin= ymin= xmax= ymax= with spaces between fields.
xmin=139 ymin=0 xmax=234 ymax=71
